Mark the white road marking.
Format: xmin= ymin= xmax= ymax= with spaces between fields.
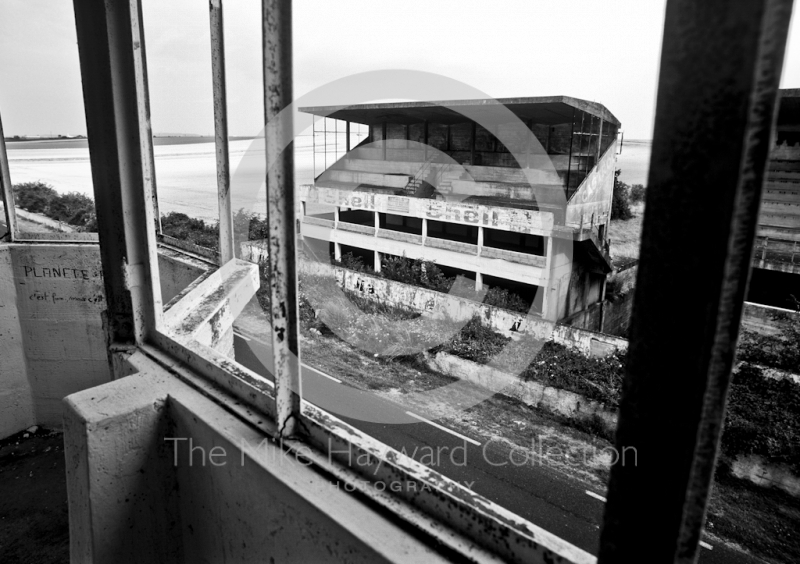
xmin=233 ymin=331 xmax=251 ymax=342
xmin=404 ymin=411 xmax=481 ymax=446
xmin=304 ymin=365 xmax=342 ymax=384
xmin=699 ymin=541 xmax=713 ymax=551
xmin=585 ymin=490 xmax=607 ymax=502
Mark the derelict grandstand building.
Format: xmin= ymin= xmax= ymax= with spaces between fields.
xmin=298 ymin=97 xmax=620 ymax=325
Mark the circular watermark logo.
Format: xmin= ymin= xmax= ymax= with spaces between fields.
xmin=229 ymin=70 xmax=572 ymax=424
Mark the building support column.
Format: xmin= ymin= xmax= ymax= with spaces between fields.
xmin=475 ymin=271 xmax=483 ymax=292
xmin=345 ymin=121 xmax=350 ymax=152
xmin=374 ymin=251 xmax=382 ymax=273
xmin=477 ymin=226 xmax=484 ymax=256
xmin=334 ymin=205 xmax=339 ymax=228
xmin=470 ymin=121 xmax=477 ymax=165
xmin=421 ymin=217 xmax=428 ymax=245
xmin=423 ymin=120 xmax=428 ymax=160
xmin=382 ymin=121 xmax=387 ymax=161
xmin=334 ymin=242 xmax=341 ymax=262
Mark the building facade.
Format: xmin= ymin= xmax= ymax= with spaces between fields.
xmin=298 ymin=97 xmax=620 ymax=323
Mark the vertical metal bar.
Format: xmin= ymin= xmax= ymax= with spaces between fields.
xmin=324 ymin=117 xmax=327 ymax=170
xmin=598 ymin=0 xmax=793 ymax=561
xmin=382 ymin=121 xmax=387 ymax=160
xmin=72 ymin=0 xmax=163 ymax=346
xmin=262 ymin=0 xmax=300 ymax=438
xmin=471 ymin=121 xmax=477 ymax=166
xmin=423 ymin=120 xmax=428 ymax=161
xmin=0 ymin=112 xmax=17 ymax=241
xmin=345 ymin=120 xmax=350 ymax=152
xmin=565 ymin=107 xmax=575 ymax=196
xmin=209 ymin=0 xmax=234 ymax=264
xmin=312 ymin=115 xmax=316 ymax=178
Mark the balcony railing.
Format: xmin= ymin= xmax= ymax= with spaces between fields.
xmin=377 ymin=229 xmax=423 ymax=245
xmin=336 ymin=221 xmax=375 ymax=236
xmin=481 ymin=246 xmax=546 ymax=267
xmin=425 ymin=237 xmax=478 ymax=255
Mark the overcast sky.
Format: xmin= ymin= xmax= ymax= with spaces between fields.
xmin=1 ymin=0 xmax=799 ymax=139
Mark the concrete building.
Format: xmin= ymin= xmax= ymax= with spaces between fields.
xmin=749 ymin=89 xmax=800 ymax=309
xmin=298 ymin=98 xmax=620 ymax=323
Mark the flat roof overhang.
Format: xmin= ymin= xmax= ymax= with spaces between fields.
xmin=299 ymin=96 xmax=620 ymax=127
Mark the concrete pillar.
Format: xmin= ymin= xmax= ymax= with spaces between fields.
xmin=477 ymin=226 xmax=484 ymax=255
xmin=334 ymin=242 xmax=341 ymax=261
xmin=475 ymin=272 xmax=483 ymax=291
xmin=374 ymin=251 xmax=382 ymax=273
xmin=382 ymin=122 xmax=387 ymax=161
xmin=346 ymin=121 xmax=351 ymax=152
xmin=334 ymin=206 xmax=339 ymax=228
xmin=422 ymin=218 xmax=428 ymax=245
xmin=374 ymin=211 xmax=380 ymax=234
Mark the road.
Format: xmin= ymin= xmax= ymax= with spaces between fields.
xmin=238 ymin=330 xmax=755 ymax=562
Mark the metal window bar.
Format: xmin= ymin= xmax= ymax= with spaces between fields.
xmin=209 ymin=0 xmax=235 ymax=264
xmin=0 ymin=112 xmax=16 ymax=241
xmin=72 ymin=0 xmax=163 ymax=345
xmin=262 ymin=0 xmax=301 ymax=437
xmin=597 ymin=0 xmax=794 ymax=561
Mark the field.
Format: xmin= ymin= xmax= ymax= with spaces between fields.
xmin=608 ymin=202 xmax=645 ymax=260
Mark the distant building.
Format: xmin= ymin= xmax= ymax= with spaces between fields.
xmin=749 ymin=89 xmax=800 ymax=309
xmin=298 ymin=97 xmax=620 ymax=325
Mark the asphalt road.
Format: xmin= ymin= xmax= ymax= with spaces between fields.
xmin=238 ymin=331 xmax=757 ymax=562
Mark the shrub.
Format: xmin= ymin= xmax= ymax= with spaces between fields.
xmin=49 ymin=192 xmax=96 ymax=229
xmin=12 ymin=183 xmax=97 ymax=231
xmin=737 ymin=317 xmax=800 ymax=372
xmin=160 ymin=212 xmax=219 ymax=249
xmin=436 ymin=316 xmax=510 ymax=364
xmin=721 ymin=363 xmax=800 ymax=473
xmin=483 ymin=286 xmax=530 ymax=313
xmin=12 ymin=182 xmax=58 ymax=214
xmin=629 ymin=184 xmax=646 ymax=204
xmin=332 ymin=252 xmax=372 ymax=273
xmin=381 ymin=255 xmax=454 ymax=293
xmin=233 ymin=208 xmax=269 ymax=241
xmin=611 ymin=170 xmax=633 ymax=220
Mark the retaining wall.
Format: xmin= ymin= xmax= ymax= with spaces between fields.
xmin=425 ymin=352 xmax=618 ymax=436
xmin=297 ymin=259 xmax=628 ymax=356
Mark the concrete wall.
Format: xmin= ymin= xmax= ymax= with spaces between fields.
xmin=63 ymin=363 xmax=454 ymax=564
xmin=425 ymin=352 xmax=618 ymax=436
xmin=0 ymin=247 xmax=36 ymax=438
xmin=1 ymin=244 xmax=108 ymax=431
xmin=0 ymin=243 xmax=211 ymax=438
xmin=296 ymin=259 xmax=629 ymax=356
xmin=158 ymin=247 xmax=213 ymax=305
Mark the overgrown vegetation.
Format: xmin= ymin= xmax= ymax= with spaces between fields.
xmin=721 ymin=363 xmax=800 ymax=474
xmin=482 ymin=286 xmax=531 ymax=313
xmin=12 ymin=182 xmax=97 ymax=231
xmin=333 ymin=252 xmax=530 ymax=313
xmin=611 ymin=170 xmax=633 ymax=220
xmin=161 ymin=208 xmax=270 ymax=250
xmin=737 ymin=317 xmax=800 ymax=372
xmin=629 ymin=183 xmax=646 ymax=204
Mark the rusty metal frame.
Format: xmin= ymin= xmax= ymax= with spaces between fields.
xmin=0 ymin=114 xmax=17 ymax=241
xmin=209 ymin=0 xmax=235 ymax=265
xmin=261 ymin=0 xmax=301 ymax=437
xmin=72 ymin=0 xmax=163 ymax=345
xmin=598 ymin=0 xmax=795 ymax=561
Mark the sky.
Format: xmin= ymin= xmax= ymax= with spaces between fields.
xmin=1 ymin=0 xmax=799 ymax=140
